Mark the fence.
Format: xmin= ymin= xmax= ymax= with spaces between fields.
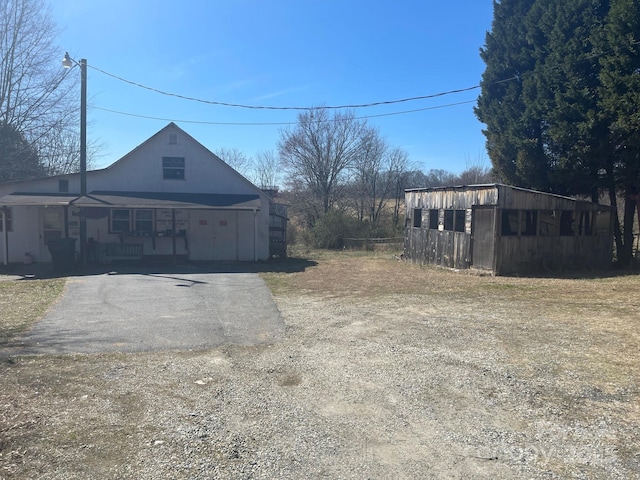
xmin=343 ymin=237 xmax=404 ymax=251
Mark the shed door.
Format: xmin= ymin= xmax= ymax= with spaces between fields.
xmin=471 ymin=206 xmax=496 ymax=270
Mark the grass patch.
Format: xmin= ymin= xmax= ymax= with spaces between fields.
xmin=0 ymin=278 xmax=66 ymax=345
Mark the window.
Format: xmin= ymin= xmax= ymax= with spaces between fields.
xmin=443 ymin=210 xmax=454 ymax=230
xmin=454 ymin=209 xmax=465 ymax=232
xmin=539 ymin=210 xmax=559 ymax=236
xmin=520 ymin=210 xmax=537 ymax=236
xmin=560 ymin=211 xmax=575 ymax=236
xmin=413 ymin=208 xmax=422 ymax=228
xmin=501 ymin=210 xmax=518 ymax=236
xmin=168 ymin=133 xmax=178 ymax=145
xmin=134 ymin=210 xmax=154 ymax=233
xmin=111 ymin=209 xmax=131 ymax=233
xmin=429 ymin=209 xmax=439 ymax=229
xmin=163 ymin=156 xmax=185 ymax=180
xmin=59 ymin=179 xmax=69 ymax=193
xmin=0 ymin=208 xmax=12 ymax=232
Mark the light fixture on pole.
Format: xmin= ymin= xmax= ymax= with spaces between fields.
xmin=63 ymin=52 xmax=87 ymax=267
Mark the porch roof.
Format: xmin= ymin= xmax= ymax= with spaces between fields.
xmin=0 ymin=191 xmax=261 ymax=210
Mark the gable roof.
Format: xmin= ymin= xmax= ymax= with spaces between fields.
xmin=0 ymin=123 xmax=268 ymax=205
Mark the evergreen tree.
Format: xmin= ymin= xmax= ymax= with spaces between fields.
xmin=0 ymin=123 xmax=43 ymax=182
xmin=476 ymin=0 xmax=640 ymax=265
xmin=598 ymin=0 xmax=640 ymax=263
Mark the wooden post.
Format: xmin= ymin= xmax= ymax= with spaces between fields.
xmin=172 ymin=208 xmax=177 ymax=265
xmin=2 ymin=207 xmax=8 ymax=266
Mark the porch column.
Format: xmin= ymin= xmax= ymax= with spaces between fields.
xmin=172 ymin=208 xmax=177 ymax=265
xmin=2 ymin=207 xmax=7 ymax=266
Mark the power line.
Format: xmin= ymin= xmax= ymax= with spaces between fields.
xmin=93 ymin=99 xmax=478 ymax=126
xmin=88 ymin=62 xmax=481 ymax=111
xmin=81 ymin=37 xmax=640 ymax=114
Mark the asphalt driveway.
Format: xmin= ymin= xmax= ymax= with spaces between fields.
xmin=3 ymin=268 xmax=285 ymax=355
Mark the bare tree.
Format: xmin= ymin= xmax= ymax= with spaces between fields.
xmin=457 ymin=152 xmax=495 ymax=184
xmin=279 ymin=108 xmax=366 ymax=220
xmin=0 ymin=0 xmax=79 ymax=177
xmin=254 ymin=149 xmax=281 ymax=189
xmin=351 ymin=126 xmax=387 ymax=222
xmin=386 ymin=147 xmax=411 ymax=227
xmin=215 ymin=147 xmax=252 ymax=178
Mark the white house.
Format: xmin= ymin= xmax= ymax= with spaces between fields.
xmin=0 ymin=123 xmax=277 ymax=265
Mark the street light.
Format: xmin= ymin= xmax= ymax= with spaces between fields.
xmin=63 ymin=52 xmax=87 ymax=267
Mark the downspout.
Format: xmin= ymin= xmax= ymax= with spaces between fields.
xmin=2 ymin=207 xmax=7 ymax=266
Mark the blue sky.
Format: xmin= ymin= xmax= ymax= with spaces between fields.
xmin=51 ymin=0 xmax=494 ymax=175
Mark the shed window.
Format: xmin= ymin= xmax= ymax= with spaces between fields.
xmin=560 ymin=211 xmax=575 ymax=236
xmin=163 ymin=156 xmax=185 ymax=180
xmin=539 ymin=210 xmax=559 ymax=236
xmin=413 ymin=208 xmax=422 ymax=228
xmin=429 ymin=209 xmax=439 ymax=229
xmin=443 ymin=210 xmax=454 ymax=230
xmin=520 ymin=210 xmax=537 ymax=236
xmin=59 ymin=179 xmax=69 ymax=193
xmin=501 ymin=210 xmax=518 ymax=236
xmin=454 ymin=209 xmax=465 ymax=232
xmin=0 ymin=208 xmax=12 ymax=232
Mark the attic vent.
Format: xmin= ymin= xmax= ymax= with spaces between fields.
xmin=168 ymin=133 xmax=178 ymax=145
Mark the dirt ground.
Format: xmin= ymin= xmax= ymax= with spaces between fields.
xmin=1 ymin=251 xmax=639 ymax=479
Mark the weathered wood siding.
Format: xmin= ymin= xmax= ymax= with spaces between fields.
xmin=404 ymin=184 xmax=613 ymax=275
xmin=495 ymin=235 xmax=612 ymax=275
xmin=404 ymin=228 xmax=471 ymax=270
xmin=404 ymin=186 xmax=499 ymax=211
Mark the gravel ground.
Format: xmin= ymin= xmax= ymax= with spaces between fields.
xmin=1 ymin=255 xmax=639 ymax=479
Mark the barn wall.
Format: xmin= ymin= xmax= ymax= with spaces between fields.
xmin=495 ymin=235 xmax=613 ymax=275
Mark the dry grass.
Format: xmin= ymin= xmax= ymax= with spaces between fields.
xmin=0 ymin=278 xmax=66 ymax=345
xmin=262 ymin=250 xmax=640 ymax=408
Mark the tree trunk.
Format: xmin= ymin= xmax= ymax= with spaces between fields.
xmin=619 ymin=194 xmax=637 ymax=266
xmin=607 ymin=183 xmax=625 ymax=264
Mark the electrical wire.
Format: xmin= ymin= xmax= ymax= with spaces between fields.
xmin=93 ymin=99 xmax=478 ymax=126
xmin=89 ymin=63 xmax=481 ymax=111
xmin=77 ymin=38 xmax=640 ymax=114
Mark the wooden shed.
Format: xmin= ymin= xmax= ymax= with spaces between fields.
xmin=404 ymin=184 xmax=613 ymax=275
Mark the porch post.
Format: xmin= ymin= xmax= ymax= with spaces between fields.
xmin=2 ymin=207 xmax=7 ymax=266
xmin=172 ymin=208 xmax=177 ymax=265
